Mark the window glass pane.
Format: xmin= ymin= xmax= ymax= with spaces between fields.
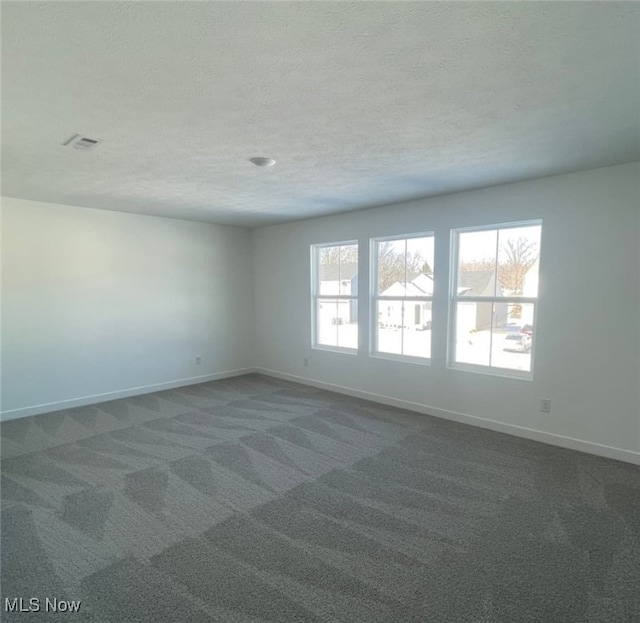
xmin=318 ymin=246 xmax=340 ymax=296
xmin=337 ymin=299 xmax=358 ymax=349
xmin=377 ymin=239 xmax=406 ymax=295
xmin=405 ymin=237 xmax=434 ymax=297
xmin=454 ymin=301 xmax=492 ymax=365
xmin=497 ymin=226 xmax=541 ymax=297
xmin=457 ymin=230 xmax=498 ymax=297
xmin=339 ymin=244 xmax=358 ymax=295
xmin=402 ymin=301 xmax=432 ymax=358
xmin=314 ymin=242 xmax=358 ymax=351
xmin=376 ymin=300 xmax=403 ymax=354
xmin=316 ymin=299 xmax=338 ymax=347
xmin=490 ymin=303 xmax=534 ymax=372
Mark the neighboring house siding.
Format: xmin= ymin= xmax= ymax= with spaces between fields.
xmin=519 ymin=258 xmax=539 ymax=325
xmin=457 ymin=270 xmax=508 ymax=332
xmin=378 ymin=273 xmax=433 ymax=329
xmin=318 ymin=263 xmax=358 ymax=324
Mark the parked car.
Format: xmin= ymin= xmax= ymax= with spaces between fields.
xmin=521 ymin=324 xmax=534 ymax=336
xmin=504 ymin=333 xmax=532 ymax=352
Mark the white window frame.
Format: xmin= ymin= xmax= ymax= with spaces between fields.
xmin=448 ymin=220 xmax=541 ymax=380
xmin=311 ymin=240 xmax=359 ymax=354
xmin=370 ymin=232 xmax=434 ymax=365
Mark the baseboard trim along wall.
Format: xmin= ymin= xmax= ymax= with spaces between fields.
xmin=0 ymin=368 xmax=254 ymax=421
xmin=3 ymin=365 xmax=638 ymax=466
xmin=254 ymin=367 xmax=640 ymax=466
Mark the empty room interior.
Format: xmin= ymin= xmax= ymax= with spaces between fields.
xmin=1 ymin=2 xmax=640 ymax=622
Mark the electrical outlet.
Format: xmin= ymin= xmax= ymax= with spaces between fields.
xmin=303 ymin=358 xmax=309 ymax=367
xmin=195 ymin=356 xmax=202 ymax=365
xmin=540 ymin=399 xmax=551 ymax=413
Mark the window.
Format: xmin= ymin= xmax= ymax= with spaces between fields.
xmin=449 ymin=221 xmax=542 ymax=377
xmin=312 ymin=241 xmax=358 ymax=351
xmin=372 ymin=234 xmax=434 ymax=361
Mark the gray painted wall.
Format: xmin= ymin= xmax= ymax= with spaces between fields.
xmin=1 ymin=198 xmax=254 ymax=416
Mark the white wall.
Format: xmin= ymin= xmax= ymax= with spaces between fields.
xmin=252 ymin=163 xmax=640 ymax=461
xmin=1 ymin=197 xmax=254 ymax=418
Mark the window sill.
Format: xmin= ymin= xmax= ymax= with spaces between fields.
xmin=448 ymin=361 xmax=533 ymax=381
xmin=312 ymin=344 xmax=358 ymax=356
xmin=370 ymin=352 xmax=431 ymax=367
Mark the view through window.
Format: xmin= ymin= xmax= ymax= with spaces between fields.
xmin=312 ymin=242 xmax=358 ymax=350
xmin=451 ymin=222 xmax=541 ymax=375
xmin=373 ymin=234 xmax=434 ymax=359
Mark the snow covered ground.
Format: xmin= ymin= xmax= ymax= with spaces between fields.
xmin=317 ymin=320 xmax=532 ymax=372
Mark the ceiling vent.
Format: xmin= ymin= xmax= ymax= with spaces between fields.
xmin=62 ymin=134 xmax=102 ymax=150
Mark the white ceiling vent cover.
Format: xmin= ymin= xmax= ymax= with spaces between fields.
xmin=62 ymin=134 xmax=102 ymax=150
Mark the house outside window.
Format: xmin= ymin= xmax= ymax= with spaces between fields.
xmin=371 ymin=233 xmax=434 ymax=361
xmin=311 ymin=241 xmax=358 ymax=351
xmin=449 ymin=221 xmax=542 ymax=378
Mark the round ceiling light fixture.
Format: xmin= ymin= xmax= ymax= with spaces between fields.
xmin=249 ymin=157 xmax=276 ymax=167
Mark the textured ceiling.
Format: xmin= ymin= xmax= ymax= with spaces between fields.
xmin=2 ymin=2 xmax=639 ymax=227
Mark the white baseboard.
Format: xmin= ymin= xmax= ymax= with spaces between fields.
xmin=4 ymin=365 xmax=638 ymax=466
xmin=255 ymin=368 xmax=640 ymax=466
xmin=0 ymin=368 xmax=255 ymax=421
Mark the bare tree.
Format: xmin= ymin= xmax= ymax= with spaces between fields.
xmin=319 ymin=245 xmax=357 ymax=265
xmin=319 ymin=242 xmax=433 ymax=292
xmin=377 ymin=242 xmax=405 ymax=291
xmin=498 ymin=237 xmax=538 ymax=294
xmin=377 ymin=242 xmax=431 ymax=292
xmin=460 ymin=259 xmax=495 ymax=273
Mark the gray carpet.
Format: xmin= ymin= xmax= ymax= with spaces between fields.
xmin=1 ymin=373 xmax=639 ymax=622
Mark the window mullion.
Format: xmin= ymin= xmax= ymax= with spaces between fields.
xmin=403 ymin=238 xmax=408 ymax=290
xmin=489 ymin=302 xmax=494 ymax=367
xmin=401 ymin=301 xmax=405 ymax=355
xmin=494 ymin=229 xmax=500 ymax=297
